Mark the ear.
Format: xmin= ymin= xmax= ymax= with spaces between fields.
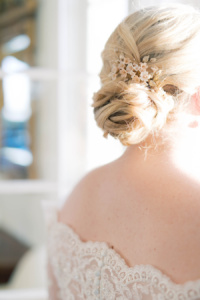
xmin=187 ymin=87 xmax=200 ymax=128
xmin=191 ymin=87 xmax=200 ymax=115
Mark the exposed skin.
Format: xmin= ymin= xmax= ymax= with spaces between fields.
xmin=59 ymin=91 xmax=200 ymax=284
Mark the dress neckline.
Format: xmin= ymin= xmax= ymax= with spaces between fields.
xmin=51 ymin=218 xmax=200 ymax=290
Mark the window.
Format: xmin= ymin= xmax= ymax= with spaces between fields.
xmin=0 ymin=0 xmax=129 ymax=298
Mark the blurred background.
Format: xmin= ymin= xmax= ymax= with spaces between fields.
xmin=0 ymin=0 xmax=199 ymax=299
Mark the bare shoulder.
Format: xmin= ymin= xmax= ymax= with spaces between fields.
xmin=57 ymin=159 xmax=200 ymax=283
xmin=58 ymin=162 xmax=113 ymax=230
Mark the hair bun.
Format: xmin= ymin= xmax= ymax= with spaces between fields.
xmin=92 ymin=4 xmax=200 ymax=146
xmin=92 ymin=81 xmax=174 ymax=146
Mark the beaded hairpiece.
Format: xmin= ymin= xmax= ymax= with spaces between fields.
xmin=109 ymin=53 xmax=165 ymax=94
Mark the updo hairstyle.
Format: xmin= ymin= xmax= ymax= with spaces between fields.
xmin=92 ymin=4 xmax=200 ymax=147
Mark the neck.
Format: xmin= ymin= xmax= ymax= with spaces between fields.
xmin=117 ymin=132 xmax=200 ymax=203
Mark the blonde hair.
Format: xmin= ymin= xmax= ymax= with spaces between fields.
xmin=92 ymin=3 xmax=200 ymax=147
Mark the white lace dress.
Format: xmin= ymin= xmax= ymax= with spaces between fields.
xmin=45 ymin=207 xmax=200 ymax=300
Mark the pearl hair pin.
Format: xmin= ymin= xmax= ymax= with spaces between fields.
xmin=109 ymin=53 xmax=165 ymax=94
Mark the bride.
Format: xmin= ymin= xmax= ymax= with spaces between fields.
xmin=46 ymin=3 xmax=200 ymax=299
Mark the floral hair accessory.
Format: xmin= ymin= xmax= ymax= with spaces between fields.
xmin=109 ymin=53 xmax=165 ymax=93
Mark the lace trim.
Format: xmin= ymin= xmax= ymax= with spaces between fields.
xmin=46 ymin=206 xmax=200 ymax=300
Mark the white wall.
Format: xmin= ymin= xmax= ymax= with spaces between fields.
xmin=129 ymin=0 xmax=200 ymax=11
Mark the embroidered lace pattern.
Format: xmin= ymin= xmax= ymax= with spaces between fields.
xmin=46 ymin=208 xmax=200 ymax=300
